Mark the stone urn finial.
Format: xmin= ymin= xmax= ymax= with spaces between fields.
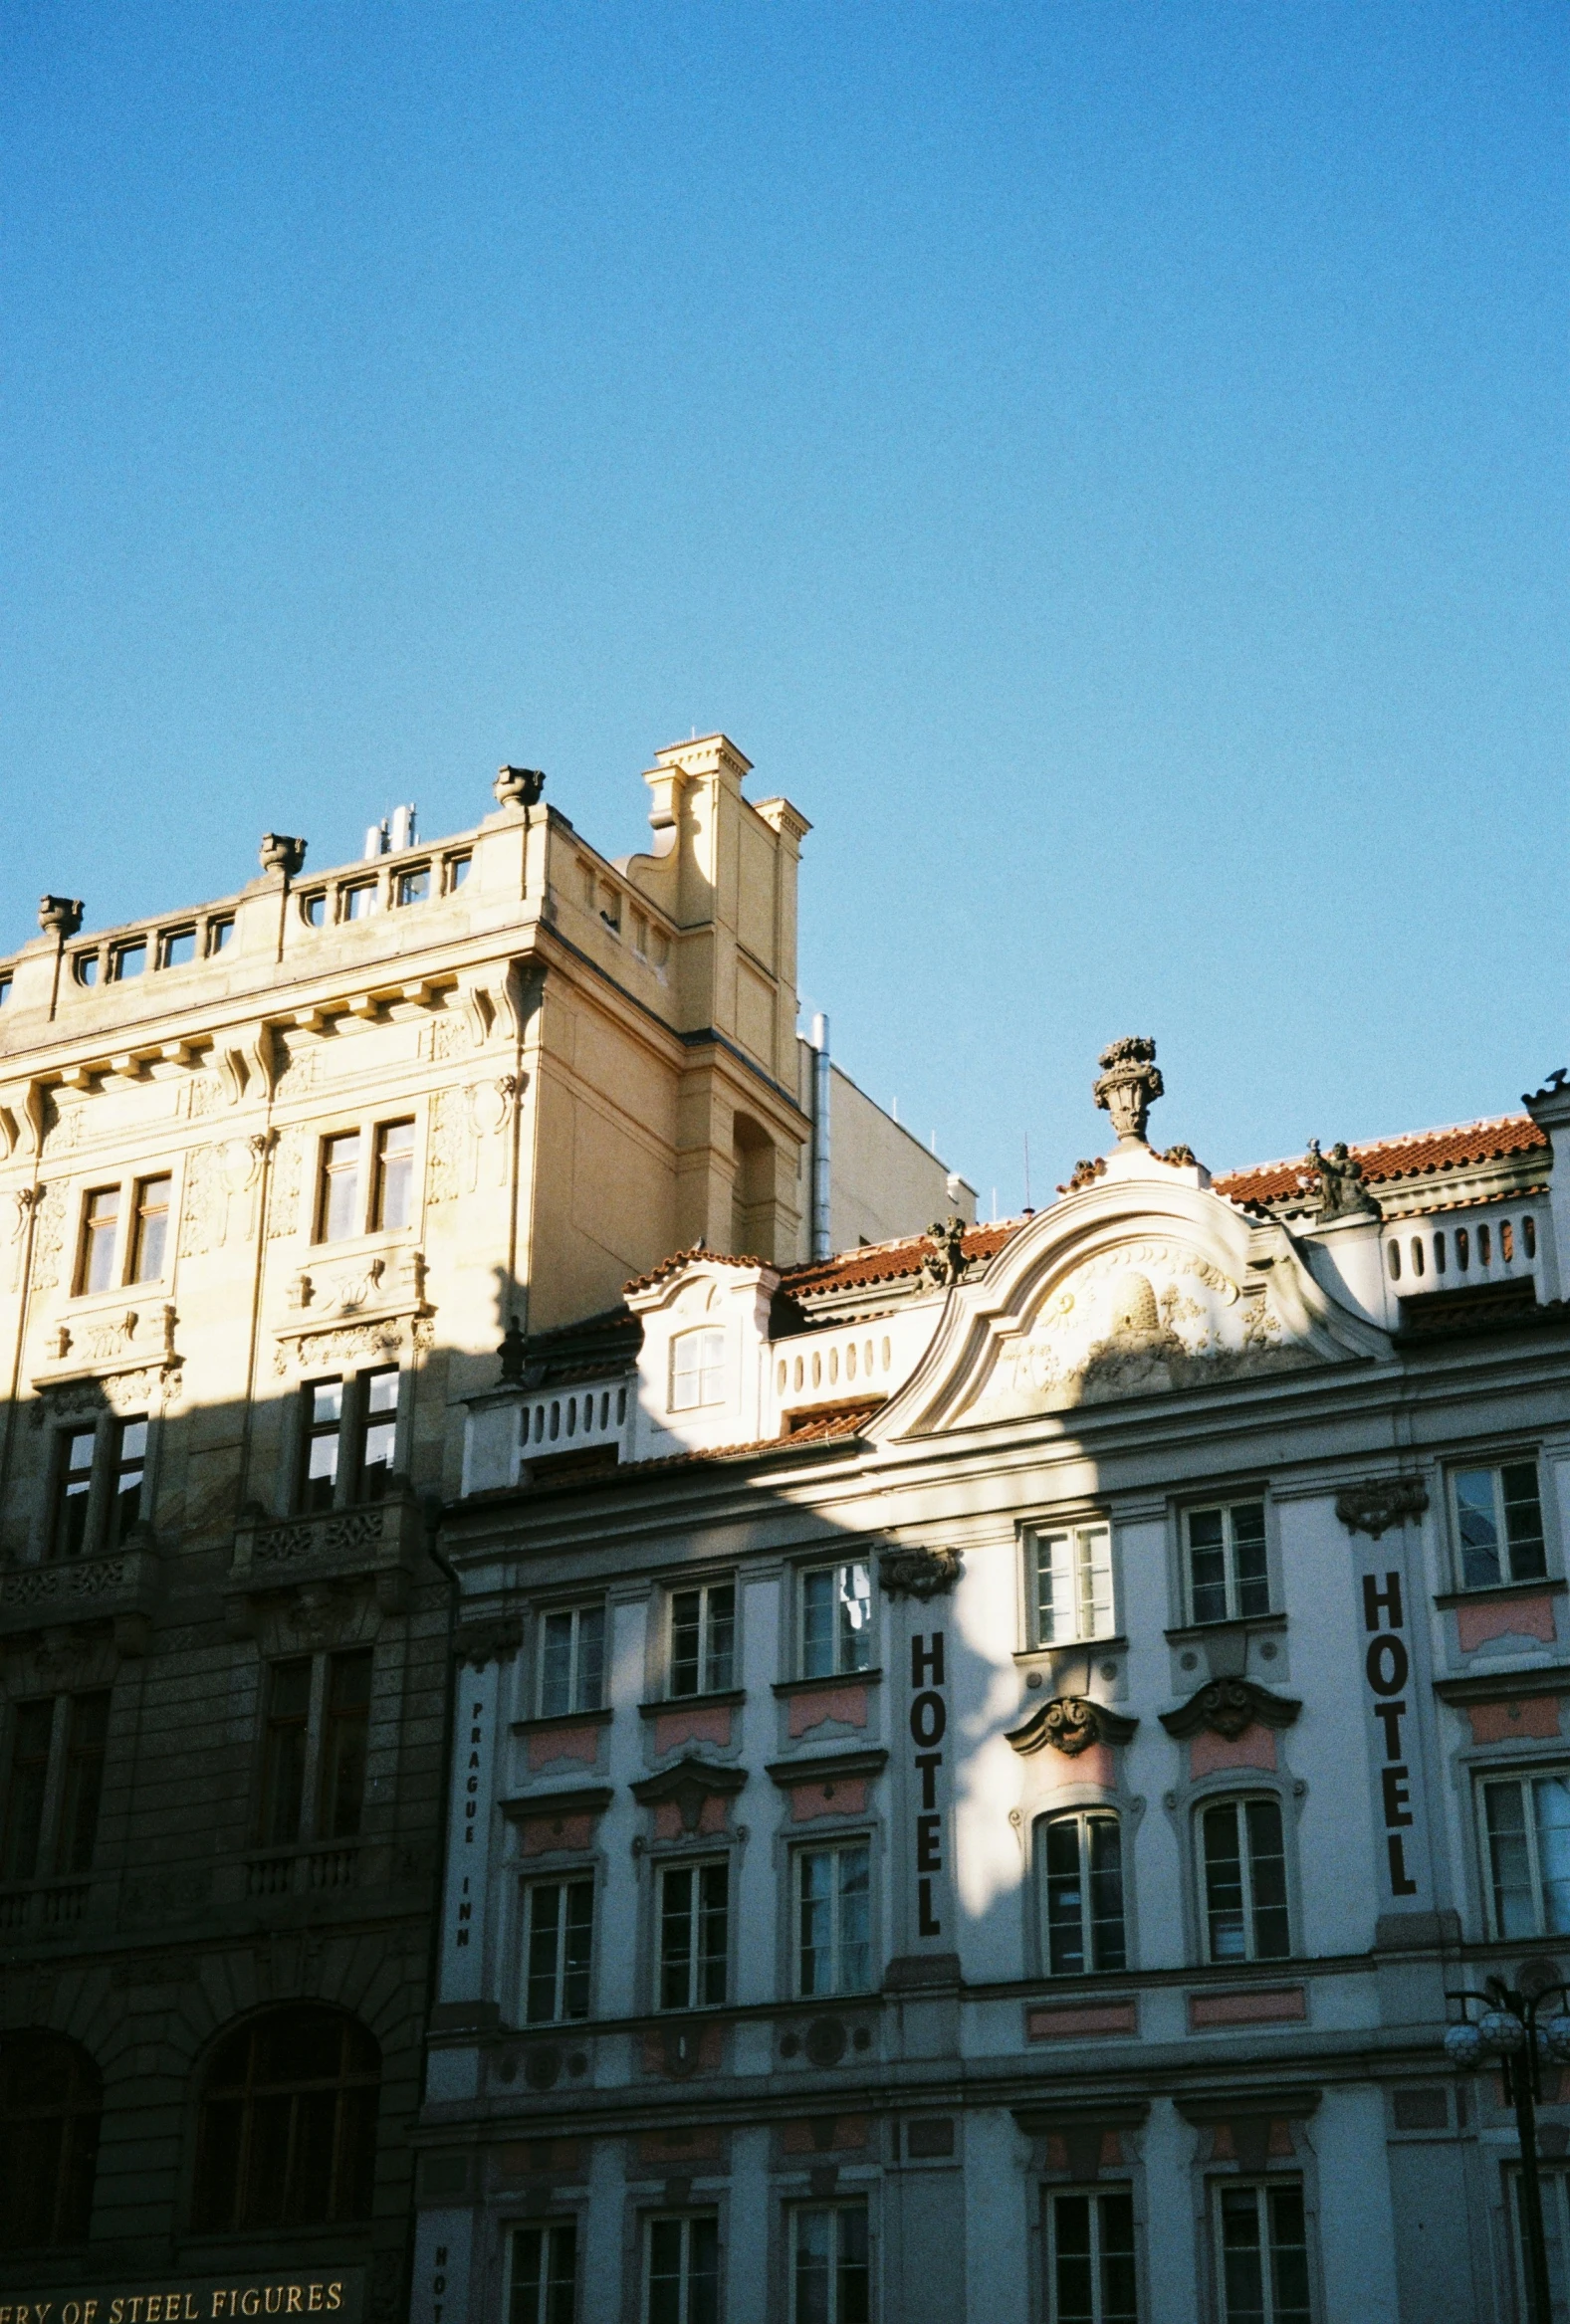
xmin=495 ymin=765 xmax=547 ymax=810
xmin=259 ymin=833 xmax=307 ymax=879
xmin=38 ymin=895 xmax=84 ymax=940
xmin=1093 ymin=1036 xmax=1163 ymax=1147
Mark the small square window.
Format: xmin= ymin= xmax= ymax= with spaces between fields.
xmin=112 ymin=941 xmax=146 ymax=980
xmin=396 ymin=868 xmax=430 ymax=907
xmin=1454 ymin=1462 xmax=1546 ymax=1588
xmin=301 ymin=892 xmax=327 ymax=929
xmin=446 ymin=854 xmax=472 ymax=893
xmin=342 ymin=884 xmax=377 ymax=922
xmin=73 ymin=952 xmax=100 ymax=988
xmin=158 ymin=928 xmax=196 ymax=968
xmin=206 ymin=918 xmax=234 ymax=954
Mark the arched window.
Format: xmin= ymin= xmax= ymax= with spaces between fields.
xmin=192 ymin=2007 xmax=379 ymax=2232
xmin=0 ymin=2029 xmax=101 ymax=2249
xmin=1037 ymin=1808 xmax=1126 ymax=1976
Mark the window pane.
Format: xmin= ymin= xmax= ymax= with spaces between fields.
xmin=1038 ymin=1533 xmax=1075 ymax=1643
xmin=705 ymin=1585 xmax=736 ymax=1692
xmin=1203 ymin=1803 xmax=1247 ymax=1962
xmin=1079 ymin=1528 xmax=1114 ymax=1639
xmin=82 ymin=1188 xmax=119 ymax=1293
xmin=527 ymin=1884 xmax=563 ymax=2022
xmin=1051 ymin=2192 xmax=1095 ymax=2324
xmin=1220 ymin=2187 xmax=1265 ymax=2324
xmin=320 ymin=1650 xmax=371 ymax=1839
xmin=795 ymin=2207 xmax=831 ymax=2324
xmin=836 ymin=2205 xmax=869 ymax=2324
xmin=1503 ymin=1463 xmax=1547 ymax=1582
xmin=801 ymin=1568 xmax=836 ymax=1679
xmin=540 ymin=1610 xmax=575 ymax=1718
xmin=1266 ymin=2184 xmax=1311 ymax=2324
xmin=1245 ymin=1797 xmax=1290 ymax=1960
xmin=561 ymin=1879 xmax=594 ymax=2018
xmin=113 ymin=1417 xmax=147 ymax=1543
xmin=575 ymin=1604 xmax=605 ymax=1711
xmin=1087 ymin=1813 xmax=1127 ymax=1974
xmin=1456 ymin=1468 xmax=1503 ymax=1587
xmin=1233 ymin=1503 xmax=1270 ymax=1616
xmin=1534 ymin=1778 xmax=1570 ymax=1936
xmin=1045 ymin=1815 xmax=1087 ymax=1976
xmin=660 ymin=1868 xmax=694 ymax=2009
xmin=375 ymin=1121 xmax=414 ymax=1231
xmin=321 ymin=1135 xmax=361 ymax=1241
xmin=688 ymin=2216 xmax=719 ymax=2324
xmin=698 ymin=1861 xmax=729 ymax=2005
xmin=54 ymin=1428 xmax=97 ymax=1559
xmin=262 ymin=1660 xmax=312 ymax=1845
xmin=1100 ymin=2191 xmax=1139 ymax=2324
xmin=2 ymin=1699 xmax=55 ymax=1880
xmin=670 ymin=1590 xmax=702 ymax=1697
xmin=837 ymin=1843 xmax=871 ymax=1992
xmin=837 ymin=1562 xmax=872 ymax=1672
xmin=648 ymin=2219 xmax=686 ymax=2324
xmin=131 ymin=1176 xmax=171 ymax=1281
xmin=798 ymin=1848 xmax=834 ymax=1996
xmin=59 ymin=1691 xmax=111 ymax=1874
xmin=359 ymin=1369 xmax=398 ymax=1499
xmin=1189 ymin=1509 xmax=1228 ymax=1623
xmin=1486 ymin=1781 xmax=1537 ymax=1937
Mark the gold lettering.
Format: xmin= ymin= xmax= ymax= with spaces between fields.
xmin=65 ymin=2305 xmax=82 ymax=2324
xmin=307 ymin=2294 xmax=323 ymax=2315
xmin=285 ymin=2294 xmax=302 ymax=2315
xmin=327 ymin=2289 xmax=342 ymax=2313
xmin=241 ymin=2295 xmax=261 ymax=2317
xmin=265 ymin=2292 xmax=283 ymax=2315
xmin=128 ymin=2300 xmax=145 ymax=2323
xmin=110 ymin=2301 xmax=124 ymax=2323
xmin=86 ymin=2303 xmax=99 ymax=2324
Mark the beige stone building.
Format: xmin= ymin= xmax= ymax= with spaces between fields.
xmin=0 ymin=736 xmax=971 ymax=2311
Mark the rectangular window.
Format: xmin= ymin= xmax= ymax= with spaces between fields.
xmin=1041 ymin=1810 xmax=1127 ymax=1977
xmin=1202 ymin=1797 xmax=1290 ymax=1963
xmin=670 ymin=1327 xmax=726 ymax=1411
xmin=301 ymin=1380 xmax=342 ymax=1512
xmin=1046 ymin=2187 xmax=1138 ymax=2324
xmin=356 ymin=1370 xmax=399 ymax=1501
xmin=669 ymin=1582 xmax=736 ymax=1698
xmin=1481 ymin=1772 xmax=1570 ymax=1938
xmin=1454 ymin=1462 xmax=1547 ymax=1588
xmin=395 ymin=868 xmax=430 ymax=907
xmin=1217 ymin=2182 xmax=1310 ymax=2324
xmin=112 ymin=940 xmax=146 ymax=980
xmin=111 ymin=1416 xmax=147 ymax=1544
xmin=342 ymin=883 xmax=376 ymax=922
xmin=1035 ymin=1524 xmax=1114 ymax=1646
xmin=658 ymin=1861 xmax=729 ymax=2009
xmin=524 ymin=1877 xmax=595 ymax=2023
xmin=78 ymin=1186 xmax=119 ymax=1294
xmin=372 ymin=1119 xmax=415 ymax=1231
xmin=646 ymin=2214 xmax=719 ymax=2324
xmin=206 ymin=916 xmax=234 ymax=954
xmin=58 ymin=1691 xmax=111 ymax=1874
xmin=318 ymin=1650 xmax=372 ymax=1840
xmin=1 ymin=1699 xmax=56 ymax=1881
xmin=51 ymin=1427 xmax=98 ymax=1560
xmin=446 ymin=854 xmax=472 ymax=892
xmin=129 ymin=1175 xmax=171 ymax=1282
xmin=792 ymin=2204 xmax=869 ymax=2324
xmin=796 ymin=1840 xmax=871 ymax=1997
xmin=159 ymin=927 xmax=196 ymax=968
xmin=800 ymin=1561 xmax=873 ymax=1678
xmin=538 ymin=1604 xmax=606 ymax=1717
xmin=511 ymin=2220 xmax=577 ymax=2324
xmin=260 ymin=1658 xmax=313 ymax=1845
xmin=1186 ymin=1501 xmax=1270 ymax=1624
xmin=318 ymin=1132 xmax=362 ymax=1241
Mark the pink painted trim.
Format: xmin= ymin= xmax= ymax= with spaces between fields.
xmin=1025 ymin=1999 xmax=1138 ymax=2039
xmin=654 ymin=1703 xmax=733 ymax=1752
xmin=1189 ymin=1986 xmax=1306 ymax=2028
xmin=1190 ymin=1723 xmax=1277 ymax=1779
xmin=1467 ymin=1697 xmax=1562 ymax=1743
xmin=527 ymin=1723 xmax=600 ymax=1769
xmin=1457 ymin=1593 xmax=1557 ymax=1650
xmin=787 ymin=1684 xmax=869 ymax=1738
xmin=788 ymin=1778 xmax=869 ymax=1822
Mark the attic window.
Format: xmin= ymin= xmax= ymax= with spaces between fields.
xmin=670 ymin=1328 xmax=726 ymax=1411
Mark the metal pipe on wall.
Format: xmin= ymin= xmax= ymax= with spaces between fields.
xmin=810 ymin=1010 xmax=832 ymax=1260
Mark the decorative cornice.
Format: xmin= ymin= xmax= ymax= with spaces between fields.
xmin=1434 ymin=1665 xmax=1570 ymax=1706
xmin=499 ymin=1787 xmax=612 ymax=1823
xmin=1006 ymin=1695 xmax=1139 ymax=1758
xmin=877 ymin=1545 xmax=962 ymax=1600
xmin=1334 ymin=1475 xmax=1429 ymax=1539
xmin=454 ymin=1613 xmax=523 ymax=1668
xmin=1160 ymin=1677 xmax=1302 ymax=1742
xmin=1174 ymin=2085 xmax=1322 ymax=2125
xmin=631 ymin=1756 xmax=749 ymax=1833
xmin=1012 ymin=2101 xmax=1151 ymax=2136
xmin=766 ymin=1750 xmax=888 ymax=1788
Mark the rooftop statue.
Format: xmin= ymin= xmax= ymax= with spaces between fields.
xmin=1305 ymin=1137 xmax=1382 ymax=1222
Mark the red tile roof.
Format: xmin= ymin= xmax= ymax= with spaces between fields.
xmin=1215 ymin=1115 xmax=1548 ymax=1209
xmin=623 ymin=1243 xmax=770 ymax=1296
xmin=782 ymin=1219 xmax=1024 ymax=1298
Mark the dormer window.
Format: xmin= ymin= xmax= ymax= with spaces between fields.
xmin=670 ymin=1328 xmax=726 ymax=1412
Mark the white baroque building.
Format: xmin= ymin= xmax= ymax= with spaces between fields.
xmin=415 ymin=1044 xmax=1570 ymax=2324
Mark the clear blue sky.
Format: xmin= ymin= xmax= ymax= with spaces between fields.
xmin=2 ymin=4 xmax=1565 ymax=1209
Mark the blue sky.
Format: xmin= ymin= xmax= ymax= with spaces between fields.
xmin=2 ymin=3 xmax=1565 ymax=1208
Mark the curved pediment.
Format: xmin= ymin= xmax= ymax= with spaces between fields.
xmin=869 ymin=1158 xmax=1389 ymax=1439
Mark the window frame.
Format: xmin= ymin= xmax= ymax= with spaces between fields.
xmin=669 ymin=1326 xmax=727 ymax=1412
xmin=190 ymin=2006 xmax=380 ymax=2233
xmin=1212 ymin=2178 xmax=1313 ymax=2324
xmin=316 ymin=1131 xmax=365 ymax=1243
xmin=509 ymin=2218 xmax=579 ymax=2324
xmin=789 ymin=2200 xmax=870 ymax=2324
xmin=1477 ymin=1766 xmax=1570 ymax=1941
xmin=256 ymin=1649 xmax=373 ymax=1851
xmin=535 ymin=1601 xmax=607 ymax=1718
xmin=109 ymin=1414 xmax=148 ymax=1545
xmin=642 ymin=2210 xmax=721 ymax=2324
xmin=793 ymin=1834 xmax=873 ymax=1999
xmin=1044 ymin=2184 xmax=1139 ymax=2324
xmin=666 ymin=1578 xmax=737 ymax=1700
xmin=797 ymin=1558 xmax=874 ymax=1679
xmin=1197 ymin=1793 xmax=1292 ymax=1966
xmin=1182 ymin=1497 xmax=1272 ymax=1626
xmin=76 ymin=1185 xmax=121 ymax=1295
xmin=128 ymin=1174 xmax=172 ymax=1283
xmin=655 ymin=1855 xmax=731 ymax=2012
xmin=1037 ymin=1806 xmax=1128 ymax=1979
xmin=1029 ymin=1519 xmax=1116 ymax=1648
xmin=50 ymin=1423 xmax=101 ymax=1560
xmin=1449 ymin=1457 xmax=1549 ymax=1591
xmin=371 ymin=1119 xmax=416 ymax=1232
xmin=521 ymin=1872 xmax=596 ymax=2025
xmin=0 ymin=1688 xmax=112 ymax=1885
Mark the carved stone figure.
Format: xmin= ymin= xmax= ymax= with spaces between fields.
xmin=1304 ymin=1138 xmax=1381 ymax=1221
xmin=920 ymin=1216 xmax=969 ymax=1290
xmin=877 ymin=1545 xmax=962 ymax=1599
xmin=1093 ymin=1036 xmax=1163 ymax=1147
xmin=1334 ymin=1476 xmax=1429 ymax=1539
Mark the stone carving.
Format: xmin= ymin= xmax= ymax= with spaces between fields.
xmin=274 ymin=1037 xmax=318 ymax=1098
xmin=429 ymin=1015 xmax=470 ymax=1063
xmin=632 ymin=1756 xmax=749 ymax=1833
xmin=1159 ymin=1144 xmax=1198 ymax=1167
xmin=266 ymin=1132 xmax=304 ymax=1238
xmin=38 ymin=895 xmax=84 ymax=939
xmin=877 ymin=1545 xmax=962 ymax=1599
xmin=259 ymin=832 xmax=307 ymax=877
xmin=28 ymin=1183 xmax=66 ymax=1290
xmin=1006 ymin=1695 xmax=1139 ymax=1757
xmin=426 ymin=1085 xmax=467 ymax=1204
xmin=185 ymin=1071 xmax=224 ymax=1119
xmin=1160 ymin=1677 xmax=1301 ymax=1742
xmin=179 ymin=1145 xmax=225 ymax=1256
xmin=1093 ymin=1037 xmax=1163 ymax=1147
xmin=1058 ymin=1157 xmax=1107 ymax=1194
xmin=252 ymin=1509 xmax=387 ymax=1569
xmin=6 ymin=1186 xmax=37 ymax=1292
xmin=1334 ymin=1475 xmax=1429 ymax=1539
xmin=32 ymin=1358 xmax=182 ymax=1420
xmin=1305 ymin=1139 xmax=1381 ymax=1222
xmin=920 ymin=1216 xmax=969 ymax=1290
xmin=86 ymin=1311 xmax=139 ymax=1362
xmin=41 ymin=1095 xmax=83 ymax=1153
xmin=274 ymin=1314 xmax=433 ymax=1374
xmin=455 ymin=1613 xmax=523 ymax=1668
xmin=495 ymin=765 xmax=547 ymax=809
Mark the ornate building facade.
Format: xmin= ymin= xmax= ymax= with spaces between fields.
xmin=0 ymin=737 xmax=966 ymax=2315
xmin=417 ymin=1045 xmax=1570 ymax=2324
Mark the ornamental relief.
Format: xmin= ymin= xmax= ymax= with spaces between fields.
xmin=273 ymin=1312 xmax=434 ymax=1374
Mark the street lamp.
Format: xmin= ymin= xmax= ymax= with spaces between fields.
xmin=1446 ymin=1973 xmax=1570 ymax=2324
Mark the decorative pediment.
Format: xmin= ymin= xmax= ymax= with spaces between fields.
xmin=878 ymin=1545 xmax=962 ymax=1599
xmin=1007 ymin=1695 xmax=1138 ymax=1757
xmin=1335 ymin=1476 xmax=1429 ymax=1538
xmin=631 ymin=1756 xmax=749 ymax=1832
xmin=1160 ymin=1677 xmax=1301 ymax=1742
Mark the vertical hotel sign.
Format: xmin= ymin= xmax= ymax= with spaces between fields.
xmin=1344 ymin=1478 xmax=1433 ymax=1913
xmin=440 ymin=1655 xmax=500 ymax=2000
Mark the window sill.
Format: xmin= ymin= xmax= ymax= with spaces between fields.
xmin=772 ymin=1669 xmax=882 ymax=1697
xmin=1013 ymin=1636 xmax=1127 ymax=1666
xmin=639 ymin=1690 xmax=746 ymax=1718
xmin=1164 ymin=1612 xmax=1286 ymax=1647
xmin=1434 ymin=1577 xmax=1564 ymax=1610
xmin=511 ymin=1706 xmax=613 ymax=1735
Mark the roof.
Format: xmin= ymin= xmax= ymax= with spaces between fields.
xmin=781 ymin=1219 xmax=1024 ymax=1299
xmin=1215 ymin=1115 xmax=1548 ymax=1210
xmin=623 ymin=1244 xmax=770 ymax=1296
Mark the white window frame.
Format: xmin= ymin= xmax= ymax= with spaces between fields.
xmin=521 ymin=1873 xmax=595 ymax=2024
xmin=793 ymin=1836 xmax=873 ymax=1998
xmin=1032 ymin=1523 xmax=1115 ymax=1646
xmin=1451 ymin=1459 xmax=1548 ymax=1589
xmin=1198 ymin=1794 xmax=1291 ymax=1966
xmin=667 ymin=1579 xmax=736 ymax=1699
xmin=509 ymin=2219 xmax=578 ymax=2324
xmin=1478 ymin=1768 xmax=1570 ymax=1941
xmin=536 ymin=1602 xmax=607 ymax=1718
xmin=1184 ymin=1499 xmax=1270 ymax=1625
xmin=656 ymin=1857 xmax=730 ymax=2011
xmin=1044 ymin=2185 xmax=1139 ymax=2324
xmin=669 ymin=1327 xmax=727 ymax=1411
xmin=798 ymin=1559 xmax=873 ymax=1679
xmin=1213 ymin=2179 xmax=1312 ymax=2324
xmin=790 ymin=2202 xmax=869 ymax=2324
xmin=643 ymin=2213 xmax=720 ymax=2324
xmin=1038 ymin=1806 xmax=1127 ymax=1978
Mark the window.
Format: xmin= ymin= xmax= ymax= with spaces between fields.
xmin=191 ymin=2006 xmax=379 ymax=2231
xmin=446 ymin=854 xmax=472 ymax=892
xmin=1040 ymin=1810 xmax=1126 ymax=1977
xmin=1481 ymin=1772 xmax=1570 ymax=1938
xmin=318 ymin=1133 xmax=362 ymax=1241
xmin=396 ymin=867 xmax=430 ymax=906
xmin=1046 ymin=2188 xmax=1137 ymax=2324
xmin=512 ymin=2220 xmax=577 ymax=2324
xmin=1454 ymin=1462 xmax=1546 ymax=1588
xmin=372 ymin=1119 xmax=415 ymax=1231
xmin=538 ymin=1603 xmax=606 ymax=1717
xmin=645 ymin=2214 xmax=719 ymax=2324
xmin=1514 ymin=2167 xmax=1570 ymax=2323
xmin=2 ymin=1700 xmax=56 ymax=1880
xmin=58 ymin=1693 xmax=110 ymax=1875
xmin=796 ymin=1839 xmax=871 ymax=1996
xmin=800 ymin=1561 xmax=872 ymax=1677
xmin=658 ymin=1861 xmax=729 ymax=2009
xmin=1202 ymin=1798 xmax=1290 ymax=1963
xmin=112 ymin=941 xmax=145 ymax=980
xmin=318 ymin=1652 xmax=371 ymax=1840
xmin=0 ymin=973 xmax=11 ymax=1007
xmin=793 ymin=2204 xmax=868 ymax=2324
xmin=129 ymin=1175 xmax=171 ymax=1282
xmin=1035 ymin=1524 xmax=1114 ymax=1646
xmin=670 ymin=1327 xmax=726 ymax=1411
xmin=1187 ymin=1502 xmax=1269 ymax=1625
xmin=111 ymin=1416 xmax=147 ymax=1543
xmin=206 ymin=917 xmax=234 ymax=953
xmin=0 ymin=2031 xmax=102 ymax=2251
xmin=78 ymin=1186 xmax=119 ymax=1294
xmin=342 ymin=883 xmax=377 ymax=921
xmin=51 ymin=1428 xmax=97 ymax=1559
xmin=669 ymin=1582 xmax=735 ymax=1697
xmin=1216 ymin=2183 xmax=1310 ymax=2324
xmin=159 ymin=928 xmax=196 ymax=967
xmin=74 ymin=951 xmax=99 ymax=987
xmin=524 ymin=1877 xmax=594 ymax=2023
xmin=261 ymin=1660 xmax=313 ymax=1845
xmin=302 ymin=892 xmax=327 ymax=929
xmin=300 ymin=1380 xmax=342 ymax=1511
xmin=355 ymin=1369 xmax=399 ymax=1500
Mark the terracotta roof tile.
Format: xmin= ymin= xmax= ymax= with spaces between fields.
xmin=782 ymin=1219 xmax=1024 ymax=1298
xmin=623 ymin=1244 xmax=770 ymax=1296
xmin=1216 ymin=1115 xmax=1548 ymax=1209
